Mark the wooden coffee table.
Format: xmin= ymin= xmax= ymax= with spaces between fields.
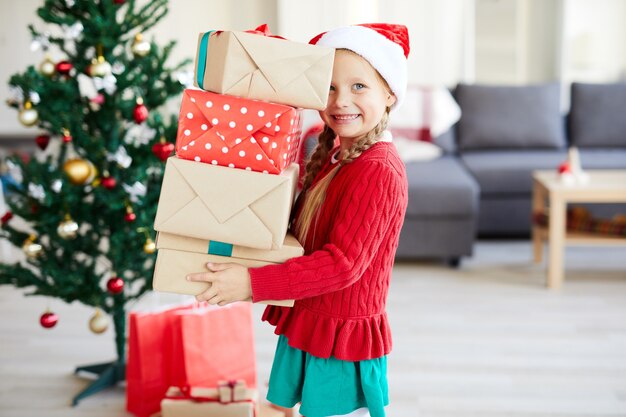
xmin=532 ymin=170 xmax=626 ymax=289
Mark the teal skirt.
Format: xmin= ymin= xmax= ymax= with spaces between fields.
xmin=267 ymin=335 xmax=389 ymax=417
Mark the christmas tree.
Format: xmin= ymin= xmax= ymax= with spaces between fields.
xmin=0 ymin=0 xmax=190 ymax=405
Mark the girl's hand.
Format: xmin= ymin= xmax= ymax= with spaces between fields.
xmin=187 ymin=262 xmax=252 ymax=306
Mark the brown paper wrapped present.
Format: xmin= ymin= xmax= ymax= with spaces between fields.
xmin=152 ymin=232 xmax=303 ymax=307
xmin=153 ymin=157 xmax=298 ymax=250
xmin=161 ymin=382 xmax=258 ymax=417
xmin=194 ymin=27 xmax=334 ymax=110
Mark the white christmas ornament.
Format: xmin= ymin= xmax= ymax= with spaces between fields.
xmin=107 ymin=146 xmax=132 ymax=168
xmin=29 ymin=92 xmax=41 ymax=105
xmin=77 ymin=74 xmax=98 ymax=99
xmin=5 ymin=160 xmax=23 ymax=184
xmin=93 ymin=74 xmax=117 ymax=95
xmin=28 ymin=183 xmax=45 ymax=202
xmin=124 ymin=124 xmax=156 ymax=147
xmin=63 ymin=22 xmax=83 ymax=41
xmin=30 ymin=33 xmax=51 ymax=52
xmin=123 ymin=181 xmax=147 ymax=203
xmin=51 ymin=179 xmax=63 ymax=193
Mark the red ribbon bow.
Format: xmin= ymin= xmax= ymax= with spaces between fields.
xmin=1 ymin=211 xmax=12 ymax=225
xmin=215 ymin=24 xmax=286 ymax=40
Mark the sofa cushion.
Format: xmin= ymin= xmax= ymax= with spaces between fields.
xmin=578 ymin=148 xmax=626 ymax=169
xmin=569 ymin=82 xmax=626 ymax=147
xmin=456 ymin=83 xmax=566 ymax=150
xmin=405 ymin=156 xmax=479 ymax=217
xmin=461 ymin=150 xmax=567 ymax=195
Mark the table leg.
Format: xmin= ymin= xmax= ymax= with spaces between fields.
xmin=532 ymin=180 xmax=544 ymax=263
xmin=547 ymin=196 xmax=566 ymax=289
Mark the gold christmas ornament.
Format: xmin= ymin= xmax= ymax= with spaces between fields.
xmin=90 ymin=45 xmax=112 ymax=77
xmin=143 ymin=237 xmax=156 ymax=254
xmin=57 ymin=214 xmax=79 ymax=239
xmin=19 ymin=101 xmax=39 ymax=127
xmin=39 ymin=56 xmax=56 ymax=76
xmin=22 ymin=235 xmax=43 ymax=259
xmin=63 ymin=158 xmax=96 ymax=185
xmin=131 ymin=33 xmax=151 ymax=57
xmin=88 ymin=308 xmax=109 ymax=334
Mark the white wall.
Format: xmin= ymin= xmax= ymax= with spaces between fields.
xmin=278 ymin=0 xmax=469 ymax=87
xmin=0 ymin=0 xmax=278 ymax=139
xmin=474 ymin=0 xmax=561 ymax=85
xmin=2 ymin=0 xmax=625 ymax=139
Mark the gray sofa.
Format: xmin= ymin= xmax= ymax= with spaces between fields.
xmin=396 ymin=82 xmax=626 ymax=265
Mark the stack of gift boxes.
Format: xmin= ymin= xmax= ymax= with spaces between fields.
xmin=147 ymin=25 xmax=334 ymax=417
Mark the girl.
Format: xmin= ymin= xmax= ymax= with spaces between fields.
xmin=187 ymin=23 xmax=410 ymax=417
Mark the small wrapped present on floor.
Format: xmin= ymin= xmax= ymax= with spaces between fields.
xmin=176 ymin=89 xmax=302 ymax=175
xmin=193 ymin=25 xmax=334 ymax=110
xmin=153 ymin=157 xmax=298 ymax=250
xmin=153 ymin=232 xmax=303 ymax=307
xmin=161 ymin=381 xmax=258 ymax=417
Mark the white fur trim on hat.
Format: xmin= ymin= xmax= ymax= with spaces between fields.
xmin=313 ymin=26 xmax=408 ymax=109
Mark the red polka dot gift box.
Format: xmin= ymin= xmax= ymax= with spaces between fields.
xmin=176 ymin=89 xmax=303 ymax=175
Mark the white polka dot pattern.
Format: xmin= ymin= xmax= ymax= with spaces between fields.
xmin=176 ymin=89 xmax=303 ymax=174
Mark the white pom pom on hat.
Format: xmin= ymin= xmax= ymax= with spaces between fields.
xmin=309 ymin=23 xmax=410 ymax=109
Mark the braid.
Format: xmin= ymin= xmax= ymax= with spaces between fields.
xmin=301 ymin=125 xmax=336 ymax=193
xmin=294 ymin=108 xmax=391 ymax=244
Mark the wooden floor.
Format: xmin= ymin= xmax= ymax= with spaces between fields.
xmin=1 ymin=240 xmax=626 ymax=417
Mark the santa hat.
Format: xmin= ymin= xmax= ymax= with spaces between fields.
xmin=309 ymin=23 xmax=410 ymax=109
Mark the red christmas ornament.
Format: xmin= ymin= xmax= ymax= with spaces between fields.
xmin=133 ymin=98 xmax=149 ymax=124
xmin=113 ymin=0 xmax=125 ymax=4
xmin=558 ymin=162 xmax=571 ymax=174
xmin=152 ymin=140 xmax=174 ymax=161
xmin=124 ymin=211 xmax=137 ymax=223
xmin=1 ymin=211 xmax=13 ymax=225
xmin=102 ymin=175 xmax=116 ymax=190
xmin=40 ymin=311 xmax=59 ymax=329
xmin=55 ymin=60 xmax=73 ymax=75
xmin=35 ymin=134 xmax=50 ymax=150
xmin=31 ymin=204 xmax=39 ymax=214
xmin=106 ymin=277 xmax=124 ymax=294
xmin=62 ymin=128 xmax=72 ymax=143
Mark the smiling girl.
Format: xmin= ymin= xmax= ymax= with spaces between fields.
xmin=187 ymin=24 xmax=410 ymax=417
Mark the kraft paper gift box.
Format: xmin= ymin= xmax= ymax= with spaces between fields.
xmin=161 ymin=381 xmax=258 ymax=417
xmin=153 ymin=156 xmax=298 ymax=250
xmin=193 ymin=26 xmax=334 ymax=110
xmin=152 ymin=232 xmax=303 ymax=307
xmin=176 ymin=89 xmax=302 ymax=175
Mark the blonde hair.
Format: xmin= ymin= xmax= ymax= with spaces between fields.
xmin=294 ymin=109 xmax=390 ymax=244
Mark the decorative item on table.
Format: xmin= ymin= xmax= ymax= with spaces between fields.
xmin=153 ymin=157 xmax=298 ymax=250
xmin=194 ymin=24 xmax=334 ymax=110
xmin=558 ymin=147 xmax=589 ymax=185
xmin=567 ymin=146 xmax=589 ymax=184
xmin=176 ymin=89 xmax=302 ymax=175
xmin=152 ymin=232 xmax=303 ymax=307
xmin=160 ymin=380 xmax=258 ymax=417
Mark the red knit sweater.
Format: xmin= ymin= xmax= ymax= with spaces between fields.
xmin=249 ymin=141 xmax=408 ymax=361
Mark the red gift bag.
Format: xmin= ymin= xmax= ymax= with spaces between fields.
xmin=126 ymin=302 xmax=256 ymax=417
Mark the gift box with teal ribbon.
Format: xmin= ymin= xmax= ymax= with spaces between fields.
xmin=152 ymin=232 xmax=303 ymax=307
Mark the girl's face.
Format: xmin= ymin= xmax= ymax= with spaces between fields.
xmin=319 ymin=50 xmax=396 ymax=144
